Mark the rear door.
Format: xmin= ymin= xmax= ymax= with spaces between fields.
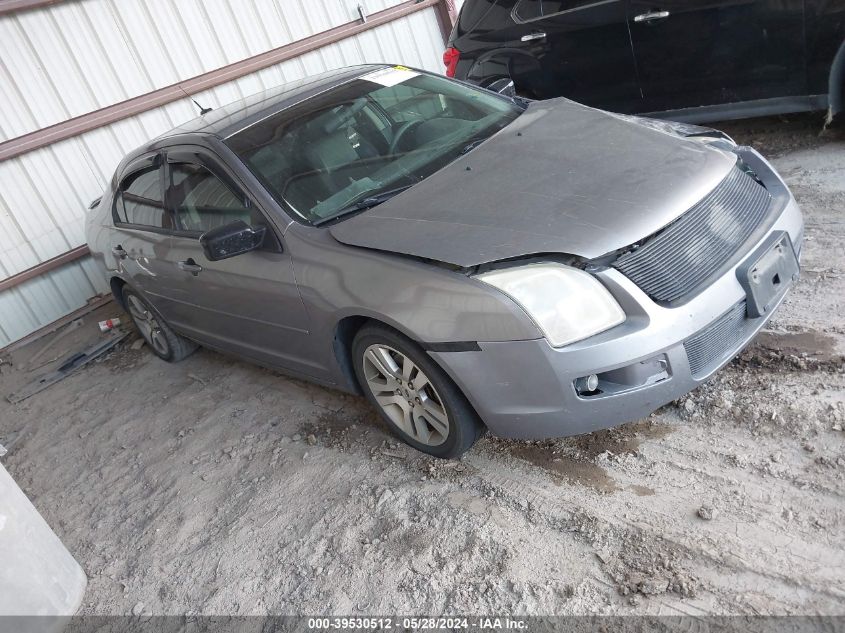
xmin=152 ymin=148 xmax=320 ymax=377
xmin=628 ymin=0 xmax=806 ymax=113
xmin=110 ymin=153 xmax=174 ymax=301
xmin=511 ymin=0 xmax=641 ymax=111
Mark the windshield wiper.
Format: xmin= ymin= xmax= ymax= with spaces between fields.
xmin=312 ymin=185 xmax=414 ymax=226
xmin=457 ymin=138 xmax=486 ymax=157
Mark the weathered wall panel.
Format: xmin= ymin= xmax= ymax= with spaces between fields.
xmin=0 ymin=0 xmax=425 ymax=140
xmin=0 ymin=258 xmax=109 ymax=346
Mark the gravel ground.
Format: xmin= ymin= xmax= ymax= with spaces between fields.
xmin=1 ymin=113 xmax=843 ymax=617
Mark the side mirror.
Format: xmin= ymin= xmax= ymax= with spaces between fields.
xmin=199 ymin=220 xmax=266 ymax=261
xmin=487 ymin=78 xmax=516 ymax=98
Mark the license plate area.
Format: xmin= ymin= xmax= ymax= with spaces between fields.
xmin=736 ymin=232 xmax=799 ymax=318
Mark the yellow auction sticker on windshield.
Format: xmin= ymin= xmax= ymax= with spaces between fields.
xmin=361 ymin=66 xmax=419 ymax=87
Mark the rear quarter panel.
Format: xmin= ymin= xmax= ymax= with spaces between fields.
xmin=805 ymin=0 xmax=845 ymax=96
xmin=84 ymin=190 xmax=119 ymax=283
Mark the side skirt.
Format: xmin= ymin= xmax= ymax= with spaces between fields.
xmin=643 ymin=95 xmax=827 ymax=124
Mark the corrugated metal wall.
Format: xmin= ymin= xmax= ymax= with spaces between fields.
xmin=0 ymin=0 xmax=451 ymax=348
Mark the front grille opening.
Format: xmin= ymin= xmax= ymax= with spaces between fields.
xmin=613 ymin=167 xmax=773 ymax=304
xmin=684 ymin=300 xmax=751 ymax=378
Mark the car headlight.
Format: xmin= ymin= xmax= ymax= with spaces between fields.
xmin=475 ymin=263 xmax=626 ymax=347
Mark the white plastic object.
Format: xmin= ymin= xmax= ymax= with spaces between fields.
xmin=0 ymin=463 xmax=87 ymax=618
xmin=98 ymin=318 xmax=121 ymax=332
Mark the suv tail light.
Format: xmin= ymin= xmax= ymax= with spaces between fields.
xmin=443 ymin=47 xmax=460 ymax=77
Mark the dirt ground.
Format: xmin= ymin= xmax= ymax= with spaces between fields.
xmin=1 ymin=113 xmax=843 ymax=617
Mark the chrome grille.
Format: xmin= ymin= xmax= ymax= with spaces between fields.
xmin=684 ymin=301 xmax=750 ymax=378
xmin=613 ymin=167 xmax=773 ymax=303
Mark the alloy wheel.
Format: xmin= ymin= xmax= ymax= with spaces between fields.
xmin=362 ymin=343 xmax=450 ymax=447
xmin=127 ymin=294 xmax=170 ymax=357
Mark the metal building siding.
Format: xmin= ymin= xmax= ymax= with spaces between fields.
xmin=0 ymin=258 xmax=109 ymax=346
xmin=0 ymin=1 xmax=448 ymax=348
xmin=0 ymin=0 xmax=418 ymax=140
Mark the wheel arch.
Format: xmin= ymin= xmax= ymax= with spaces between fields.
xmin=333 ymin=313 xmax=489 ymax=448
xmin=331 ymin=312 xmax=469 ymax=396
xmin=828 ymin=40 xmax=845 ymax=122
xmin=465 ymin=48 xmax=541 ymax=96
xmin=110 ymin=276 xmax=127 ymax=310
xmin=333 ymin=315 xmax=371 ymax=395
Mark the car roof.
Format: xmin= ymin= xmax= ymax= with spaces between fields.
xmin=159 ymin=64 xmax=386 ymax=140
xmin=112 ymin=64 xmax=390 ymax=186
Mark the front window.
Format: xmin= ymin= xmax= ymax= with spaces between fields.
xmin=226 ymin=67 xmax=522 ymax=225
xmin=167 ymin=162 xmax=256 ymax=233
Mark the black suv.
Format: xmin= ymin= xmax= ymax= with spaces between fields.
xmin=445 ymin=0 xmax=845 ymax=122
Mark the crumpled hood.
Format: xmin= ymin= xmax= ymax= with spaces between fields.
xmin=330 ymin=97 xmax=736 ymax=268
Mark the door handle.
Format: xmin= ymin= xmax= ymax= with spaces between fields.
xmin=521 ymin=31 xmax=547 ymax=42
xmin=111 ymin=245 xmax=127 ymax=259
xmin=634 ymin=10 xmax=670 ymax=23
xmin=177 ymin=258 xmax=203 ymax=276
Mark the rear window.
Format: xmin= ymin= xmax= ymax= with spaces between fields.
xmin=457 ymin=0 xmax=507 ymax=35
xmin=115 ymin=166 xmax=168 ymax=229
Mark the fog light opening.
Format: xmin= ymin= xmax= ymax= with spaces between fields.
xmin=575 ymin=373 xmax=600 ymax=396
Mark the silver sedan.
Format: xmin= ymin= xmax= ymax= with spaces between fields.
xmin=86 ymin=65 xmax=803 ymax=457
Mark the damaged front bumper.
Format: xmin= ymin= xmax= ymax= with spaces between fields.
xmin=429 ymin=149 xmax=804 ymax=439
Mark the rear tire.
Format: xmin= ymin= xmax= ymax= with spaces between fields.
xmin=122 ymin=287 xmax=197 ymax=362
xmin=352 ymin=324 xmax=484 ymax=459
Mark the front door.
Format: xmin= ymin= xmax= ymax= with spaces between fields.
xmin=511 ymin=0 xmax=641 ymax=112
xmin=628 ymin=0 xmax=806 ymax=113
xmin=151 ymin=150 xmax=320 ymax=378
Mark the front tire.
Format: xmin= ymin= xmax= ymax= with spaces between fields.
xmin=122 ymin=287 xmax=197 ymax=362
xmin=352 ymin=324 xmax=483 ymax=459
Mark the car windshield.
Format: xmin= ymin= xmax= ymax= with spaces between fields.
xmin=226 ymin=67 xmax=522 ymax=225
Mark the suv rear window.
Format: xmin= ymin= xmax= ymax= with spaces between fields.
xmin=458 ymin=0 xmax=503 ymax=35
xmin=514 ymin=0 xmax=613 ymax=22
